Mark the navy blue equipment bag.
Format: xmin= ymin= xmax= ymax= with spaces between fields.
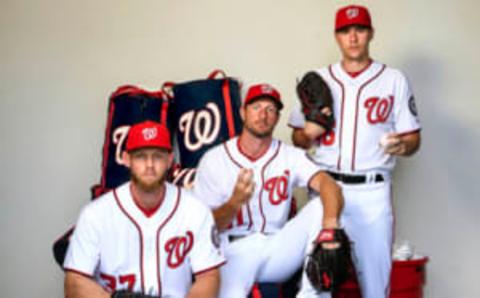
xmin=166 ymin=70 xmax=243 ymax=187
xmin=91 ymin=85 xmax=170 ymax=197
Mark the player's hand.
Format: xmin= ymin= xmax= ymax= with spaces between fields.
xmin=380 ymin=132 xmax=406 ymax=155
xmin=321 ymin=106 xmax=333 ymax=117
xmin=303 ymin=107 xmax=331 ymax=141
xmin=230 ymin=168 xmax=255 ymax=208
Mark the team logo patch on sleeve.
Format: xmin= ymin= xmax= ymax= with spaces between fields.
xmin=408 ymin=95 xmax=418 ymax=116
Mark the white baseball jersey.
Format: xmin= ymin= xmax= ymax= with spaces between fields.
xmin=64 ymin=182 xmax=225 ymax=297
xmin=193 ymin=137 xmax=331 ymax=297
xmin=289 ymin=61 xmax=421 ymax=174
xmin=290 ymin=61 xmax=421 ymax=298
xmin=193 ymin=137 xmax=321 ymax=236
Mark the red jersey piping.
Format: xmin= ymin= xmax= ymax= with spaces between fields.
xmin=114 ymin=190 xmax=145 ymax=293
xmin=351 ymin=64 xmax=386 ymax=171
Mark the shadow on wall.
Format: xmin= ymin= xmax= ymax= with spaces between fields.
xmin=394 ymin=53 xmax=480 ymax=297
xmin=396 ymin=53 xmax=480 ymax=207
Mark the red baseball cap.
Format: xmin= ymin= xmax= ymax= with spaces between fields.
xmin=244 ymin=83 xmax=284 ymax=110
xmin=126 ymin=120 xmax=172 ymax=152
xmin=335 ymin=5 xmax=372 ymax=31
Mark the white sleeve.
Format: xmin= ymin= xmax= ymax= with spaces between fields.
xmin=288 ymin=103 xmax=305 ymax=128
xmin=289 ymin=146 xmax=321 ymax=188
xmin=189 ymin=205 xmax=226 ymax=274
xmin=192 ymin=150 xmax=226 ymax=209
xmin=63 ymin=205 xmax=101 ymax=276
xmin=394 ymin=72 xmax=421 ymax=133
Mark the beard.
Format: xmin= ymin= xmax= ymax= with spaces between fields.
xmin=243 ymin=121 xmax=274 ymax=139
xmin=131 ymin=171 xmax=166 ymax=193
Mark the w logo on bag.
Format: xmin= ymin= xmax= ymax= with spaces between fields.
xmin=170 ymin=70 xmax=243 ymax=169
xmin=178 ymin=102 xmax=221 ymax=152
xmin=112 ymin=126 xmax=130 ymax=166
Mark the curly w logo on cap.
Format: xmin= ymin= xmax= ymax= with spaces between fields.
xmin=126 ymin=121 xmax=172 ymax=152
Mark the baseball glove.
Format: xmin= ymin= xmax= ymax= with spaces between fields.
xmin=111 ymin=290 xmax=159 ymax=298
xmin=305 ymin=228 xmax=353 ymax=292
xmin=296 ymin=71 xmax=334 ymax=131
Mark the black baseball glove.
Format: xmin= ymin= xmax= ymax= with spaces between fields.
xmin=305 ymin=228 xmax=353 ymax=292
xmin=296 ymin=71 xmax=334 ymax=131
xmin=111 ymin=290 xmax=159 ymax=298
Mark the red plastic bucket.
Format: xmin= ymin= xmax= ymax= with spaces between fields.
xmin=333 ymin=257 xmax=429 ymax=298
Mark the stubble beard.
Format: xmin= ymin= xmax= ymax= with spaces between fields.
xmin=244 ymin=122 xmax=274 ymax=139
xmin=131 ymin=172 xmax=166 ymax=193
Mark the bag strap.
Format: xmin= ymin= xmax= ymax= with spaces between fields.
xmin=162 ymin=70 xmax=237 ymax=138
xmin=222 ymin=79 xmax=237 ymax=138
xmin=208 ymin=69 xmax=226 ymax=79
xmin=161 ymin=82 xmax=175 ymax=100
xmin=111 ymin=85 xmax=166 ymax=99
xmin=209 ymin=69 xmax=237 ymax=138
xmin=160 ymin=95 xmax=169 ymax=126
xmin=161 ymin=69 xmax=226 ymax=94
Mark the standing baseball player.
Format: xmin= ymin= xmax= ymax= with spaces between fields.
xmin=64 ymin=121 xmax=225 ymax=298
xmin=193 ymin=83 xmax=348 ymax=298
xmin=289 ymin=5 xmax=421 ymax=298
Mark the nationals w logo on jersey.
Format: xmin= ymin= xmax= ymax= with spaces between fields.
xmin=264 ymin=170 xmax=290 ymax=205
xmin=178 ymin=102 xmax=221 ymax=152
xmin=364 ymin=96 xmax=394 ymax=124
xmin=165 ymin=231 xmax=194 ymax=268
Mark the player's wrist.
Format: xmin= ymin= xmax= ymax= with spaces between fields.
xmin=322 ymin=217 xmax=340 ymax=229
xmin=227 ymin=196 xmax=243 ymax=212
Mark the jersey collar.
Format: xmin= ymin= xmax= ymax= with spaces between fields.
xmin=332 ymin=60 xmax=384 ymax=86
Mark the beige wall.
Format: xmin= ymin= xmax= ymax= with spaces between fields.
xmin=1 ymin=0 xmax=479 ymax=297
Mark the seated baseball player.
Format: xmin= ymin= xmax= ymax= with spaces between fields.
xmin=193 ymin=84 xmax=350 ymax=298
xmin=63 ymin=121 xmax=225 ymax=298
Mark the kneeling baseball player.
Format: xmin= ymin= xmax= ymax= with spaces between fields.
xmin=193 ymin=84 xmax=352 ymax=298
xmin=63 ymin=121 xmax=225 ymax=298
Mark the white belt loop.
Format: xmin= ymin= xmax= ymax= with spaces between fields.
xmin=367 ymin=172 xmax=375 ymax=184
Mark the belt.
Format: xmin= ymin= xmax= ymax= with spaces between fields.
xmin=327 ymin=171 xmax=384 ymax=184
xmin=228 ymin=235 xmax=247 ymax=243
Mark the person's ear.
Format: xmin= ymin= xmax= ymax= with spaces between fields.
xmin=369 ymin=28 xmax=375 ymax=41
xmin=167 ymin=152 xmax=174 ymax=169
xmin=240 ymin=105 xmax=246 ymax=121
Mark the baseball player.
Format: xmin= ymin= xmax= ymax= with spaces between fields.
xmin=193 ymin=83 xmax=345 ymax=298
xmin=64 ymin=121 xmax=225 ymax=298
xmin=289 ymin=5 xmax=421 ymax=298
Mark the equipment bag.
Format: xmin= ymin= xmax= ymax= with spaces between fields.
xmin=91 ymin=85 xmax=170 ymax=197
xmin=166 ymin=69 xmax=243 ymax=187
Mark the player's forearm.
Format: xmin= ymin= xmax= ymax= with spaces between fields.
xmin=65 ymin=271 xmax=110 ymax=298
xmin=187 ymin=269 xmax=220 ymax=298
xmin=310 ymin=172 xmax=344 ymax=228
xmin=319 ymin=182 xmax=343 ymax=228
xmin=400 ymin=131 xmax=421 ymax=156
xmin=213 ymin=200 xmax=240 ymax=230
xmin=291 ymin=129 xmax=314 ymax=149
